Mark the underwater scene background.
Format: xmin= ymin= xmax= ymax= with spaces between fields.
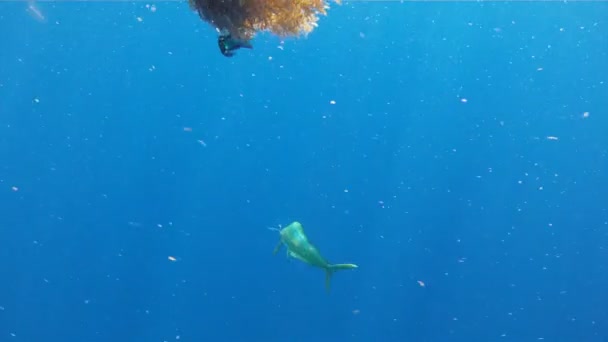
xmin=1 ymin=1 xmax=607 ymax=341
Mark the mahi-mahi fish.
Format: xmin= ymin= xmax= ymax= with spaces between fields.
xmin=272 ymin=221 xmax=358 ymax=291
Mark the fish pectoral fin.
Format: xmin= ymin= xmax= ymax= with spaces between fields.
xmin=273 ymin=241 xmax=283 ymax=255
xmin=288 ymin=250 xmax=309 ymax=263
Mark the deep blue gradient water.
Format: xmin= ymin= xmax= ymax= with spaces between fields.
xmin=1 ymin=1 xmax=607 ymax=341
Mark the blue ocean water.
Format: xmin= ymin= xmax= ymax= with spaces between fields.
xmin=1 ymin=1 xmax=607 ymax=341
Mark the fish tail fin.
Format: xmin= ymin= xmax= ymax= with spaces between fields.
xmin=330 ymin=263 xmax=359 ymax=271
xmin=325 ymin=263 xmax=359 ymax=292
xmin=325 ymin=269 xmax=333 ymax=292
xmin=236 ymin=39 xmax=253 ymax=49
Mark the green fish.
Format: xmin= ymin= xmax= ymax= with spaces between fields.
xmin=272 ymin=221 xmax=358 ymax=291
xmin=217 ymin=33 xmax=253 ymax=57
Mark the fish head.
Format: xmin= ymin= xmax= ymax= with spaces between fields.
xmin=281 ymin=221 xmax=304 ymax=237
